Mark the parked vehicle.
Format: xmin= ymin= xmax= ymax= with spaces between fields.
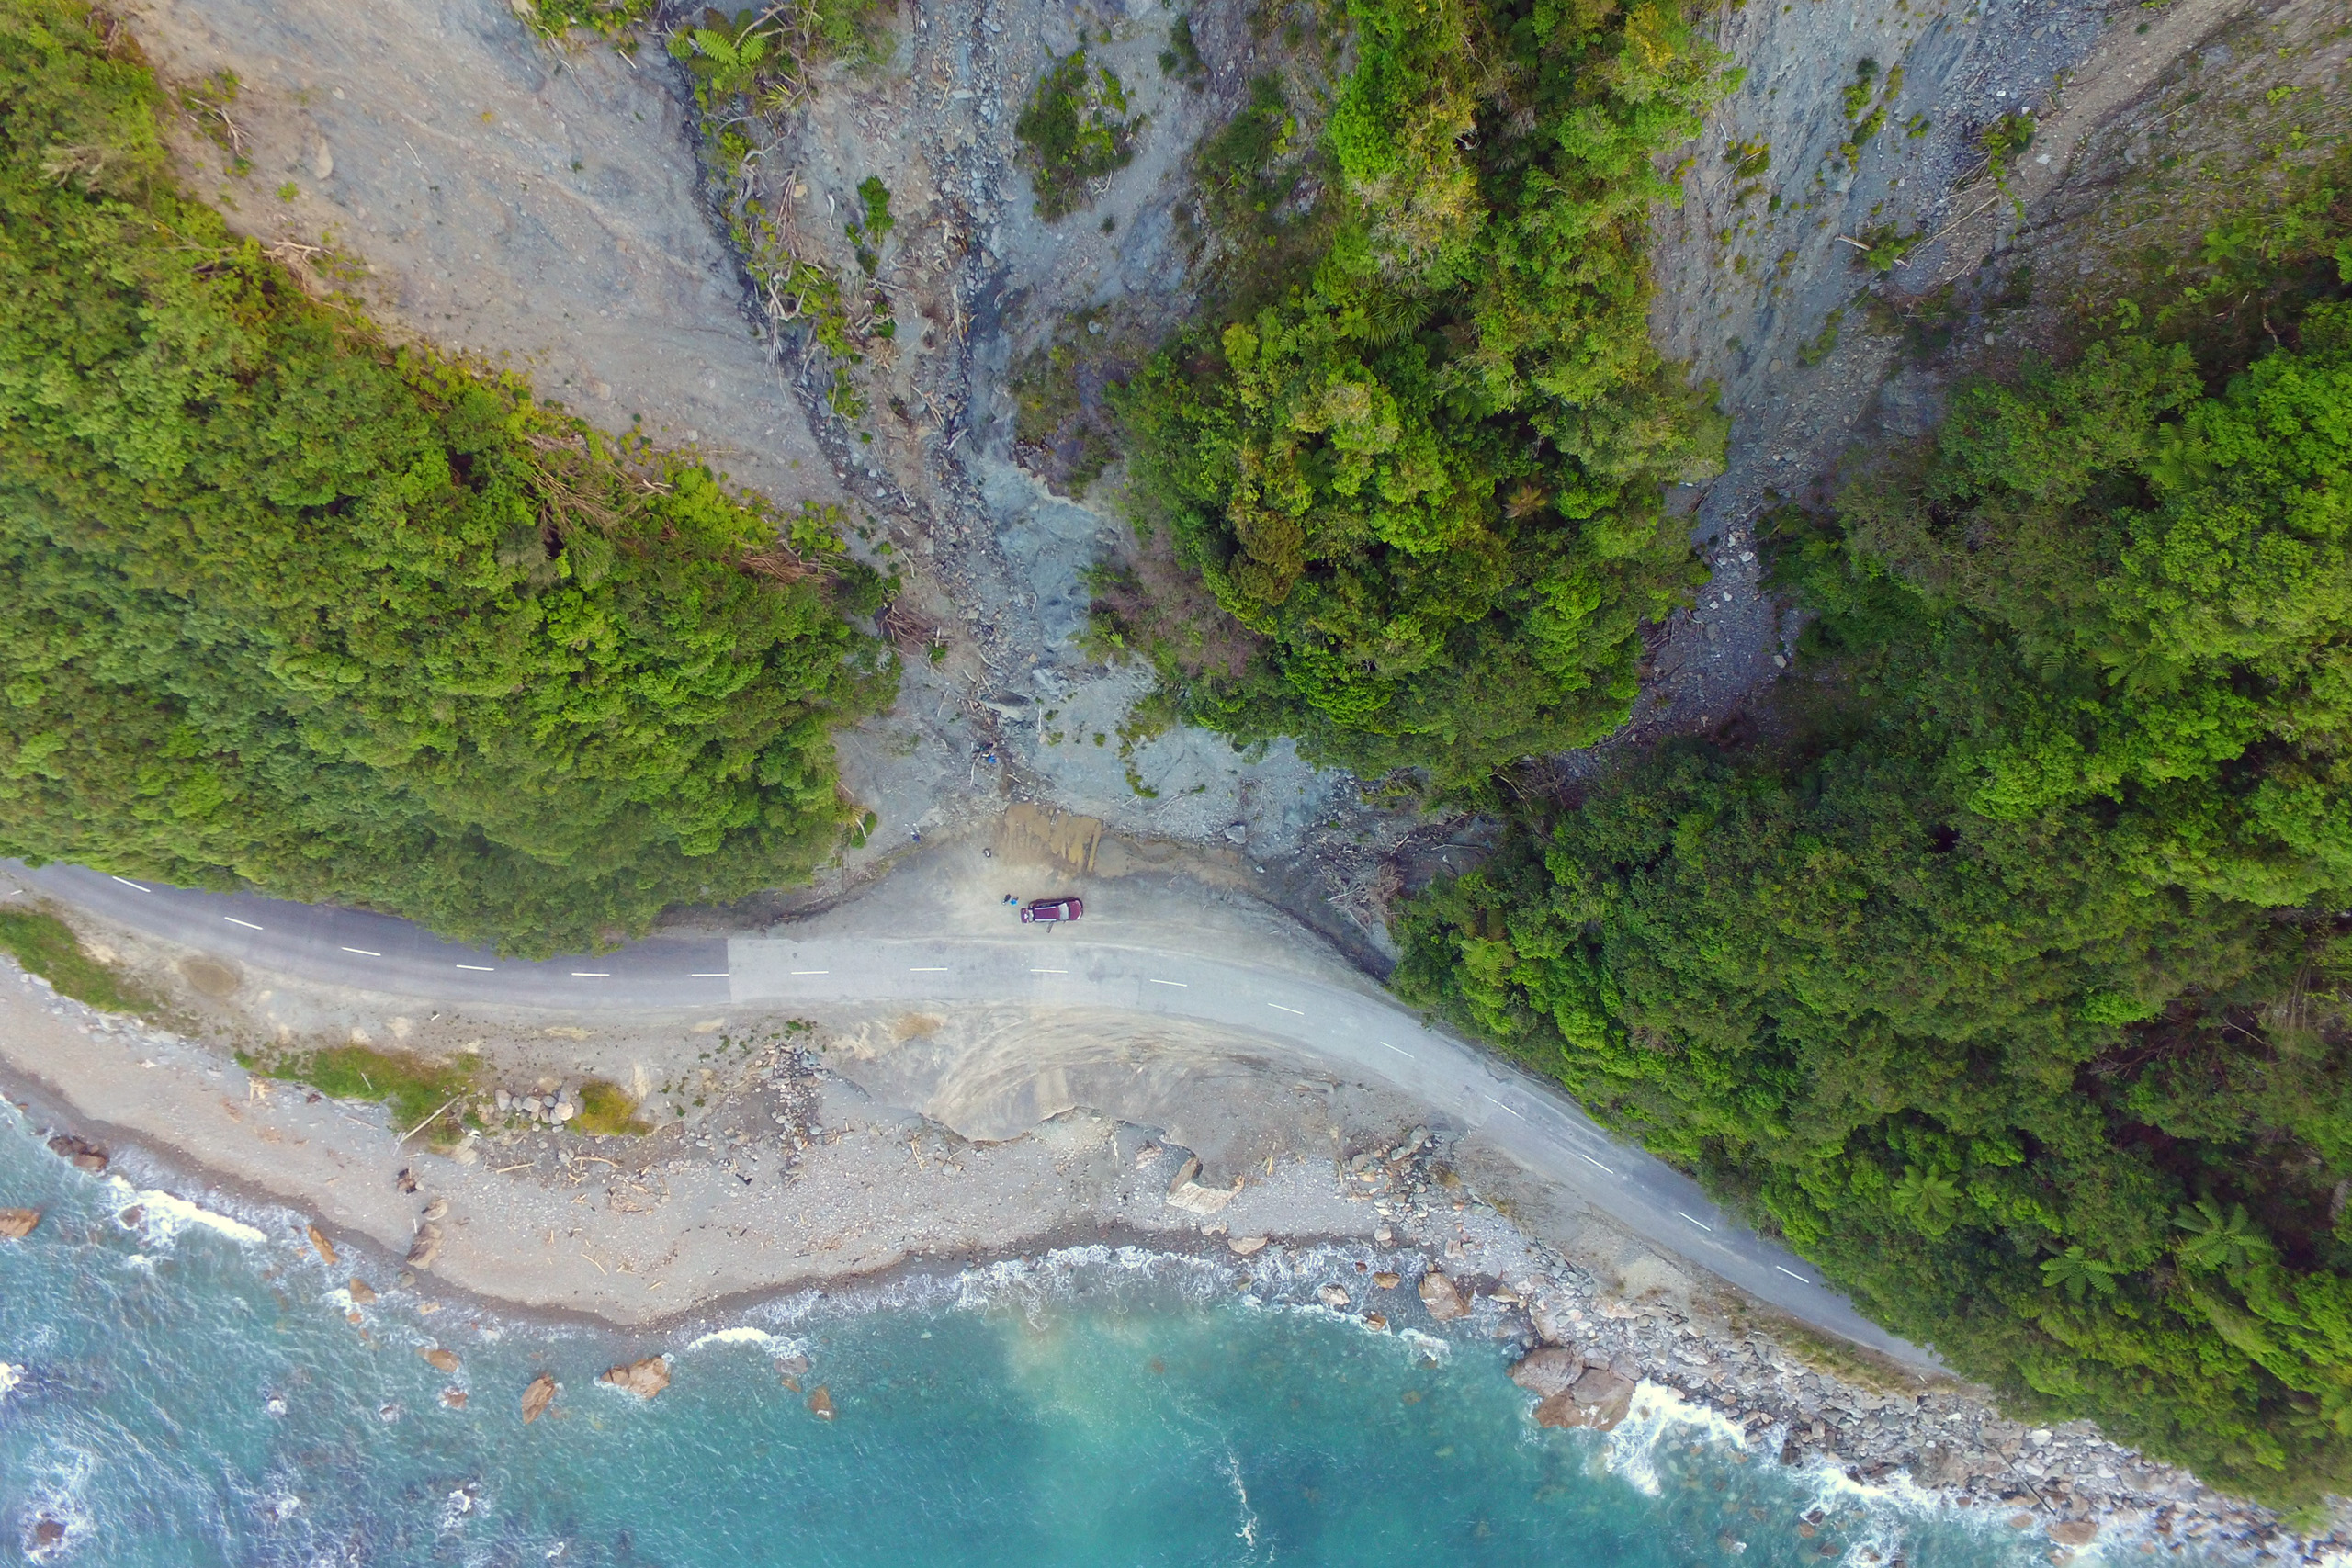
xmin=1021 ymin=897 xmax=1082 ymax=924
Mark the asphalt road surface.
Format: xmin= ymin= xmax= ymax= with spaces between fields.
xmin=13 ymin=860 xmax=1937 ymax=1370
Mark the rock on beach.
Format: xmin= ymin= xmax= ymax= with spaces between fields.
xmin=1508 ymin=1347 xmax=1584 ymax=1399
xmin=601 ymin=1357 xmax=671 ymax=1399
xmin=1533 ymin=1368 xmax=1636 ymax=1432
xmin=405 ymin=1223 xmax=443 ymax=1270
xmin=308 ymin=1224 xmax=337 ymax=1266
xmin=1419 ymin=1269 xmax=1469 ymax=1322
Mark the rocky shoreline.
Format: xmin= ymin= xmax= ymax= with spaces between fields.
xmin=1 ymin=965 xmax=2343 ymax=1560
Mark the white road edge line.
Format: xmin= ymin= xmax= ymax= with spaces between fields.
xmin=1577 ymin=1153 xmax=1615 ymax=1175
xmin=456 ymin=964 xmax=495 ymax=973
xmin=340 ymin=947 xmax=380 ymax=957
xmin=1381 ymin=1042 xmax=1413 ymax=1058
xmin=571 ymin=972 xmax=611 ymax=978
xmin=1677 ymin=1211 xmax=1713 ymax=1233
xmin=223 ymin=917 xmax=264 ymax=931
xmin=1776 ymin=1266 xmax=1812 ymax=1284
xmin=1268 ymin=1003 xmax=1305 ymax=1016
xmin=1148 ymin=978 xmax=1188 ymax=987
xmin=1484 ymin=1095 xmax=1524 ymax=1119
xmin=110 ymin=876 xmax=151 ymax=892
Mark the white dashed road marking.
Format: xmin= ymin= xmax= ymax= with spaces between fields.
xmin=223 ymin=917 xmax=264 ymax=931
xmin=789 ymin=970 xmax=828 ymax=976
xmin=111 ymin=876 xmax=151 ymax=892
xmin=571 ymin=972 xmax=610 ymax=978
xmin=1677 ymin=1211 xmax=1713 ymax=1233
xmin=457 ymin=964 xmax=495 ymax=973
xmin=1381 ymin=1042 xmax=1413 ymax=1059
xmin=1148 ymin=978 xmax=1188 ymax=987
xmin=909 ymin=966 xmax=949 ymax=973
xmin=691 ymin=972 xmax=729 ymax=978
xmin=1578 ymin=1153 xmax=1615 ymax=1175
xmin=1268 ymin=1003 xmax=1305 ymax=1016
xmin=1484 ymin=1095 xmax=1523 ymax=1119
xmin=340 ymin=947 xmax=380 ymax=957
xmin=1776 ymin=1266 xmax=1812 ymax=1284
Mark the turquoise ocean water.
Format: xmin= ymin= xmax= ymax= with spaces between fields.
xmin=0 ymin=1108 xmax=2112 ymax=1568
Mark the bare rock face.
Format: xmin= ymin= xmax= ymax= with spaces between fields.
xmin=601 ymin=1357 xmax=671 ymax=1400
xmin=1533 ymin=1368 xmax=1636 ymax=1432
xmin=0 ymin=1208 xmax=40 ymax=1240
xmin=419 ymin=1348 xmax=460 ymax=1374
xmin=520 ymin=1372 xmax=557 ymax=1425
xmin=405 ymin=1223 xmax=443 ymax=1271
xmin=1508 ymin=1347 xmax=1586 ymax=1400
xmin=1418 ymin=1269 xmax=1470 ymax=1322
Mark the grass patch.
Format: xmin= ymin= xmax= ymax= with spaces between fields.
xmin=574 ymin=1078 xmax=652 ymax=1135
xmin=252 ymin=1045 xmax=476 ymax=1145
xmin=521 ymin=0 xmax=657 ymax=45
xmin=1015 ymin=50 xmax=1140 ymax=220
xmin=0 ymin=905 xmax=155 ymax=1014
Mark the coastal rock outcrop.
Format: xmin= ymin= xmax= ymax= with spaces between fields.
xmin=1418 ymin=1269 xmax=1469 ymax=1322
xmin=1508 ymin=1347 xmax=1585 ymax=1400
xmin=0 ymin=1208 xmax=39 ymax=1239
xmin=1533 ymin=1368 xmax=1635 ymax=1432
xmin=419 ymin=1348 xmax=460 ymax=1374
xmin=520 ymin=1372 xmax=557 ymax=1424
xmin=808 ymin=1385 xmax=835 ymax=1419
xmin=405 ymin=1223 xmax=443 ymax=1270
xmin=347 ymin=1278 xmax=377 ymax=1304
xmin=45 ymin=1134 xmax=107 ymax=1172
xmin=601 ymin=1357 xmax=671 ymax=1399
xmin=307 ymin=1225 xmax=337 ymax=1266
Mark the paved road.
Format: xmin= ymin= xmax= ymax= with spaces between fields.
xmin=12 ymin=860 xmax=1936 ymax=1370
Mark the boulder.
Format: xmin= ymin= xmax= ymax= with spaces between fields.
xmin=308 ymin=1225 xmax=338 ymax=1266
xmin=441 ymin=1388 xmax=469 ymax=1410
xmin=1317 ymin=1284 xmax=1351 ymax=1309
xmin=1418 ymin=1269 xmax=1469 ymax=1322
xmin=1363 ymin=1312 xmax=1389 ymax=1332
xmin=2049 ymin=1521 xmax=2099 ymax=1548
xmin=1227 ymin=1235 xmax=1269 ymax=1257
xmin=1166 ymin=1178 xmax=1237 ymax=1215
xmin=1508 ymin=1347 xmax=1585 ymax=1400
xmin=405 ymin=1223 xmax=443 ymax=1270
xmin=1372 ymin=1270 xmax=1400 ymax=1289
xmin=46 ymin=1134 xmax=107 ymax=1173
xmin=419 ymin=1348 xmax=460 ymax=1374
xmin=347 ymin=1278 xmax=378 ymax=1304
xmin=520 ymin=1372 xmax=557 ymax=1424
xmin=421 ymin=1197 xmax=449 ymax=1222
xmin=1533 ymin=1368 xmax=1635 ymax=1431
xmin=1912 ymin=1442 xmax=1973 ymax=1489
xmin=1166 ymin=1155 xmax=1202 ymax=1194
xmin=808 ymin=1385 xmax=835 ymax=1419
xmin=0 ymin=1208 xmax=39 ymax=1240
xmin=600 ymin=1356 xmax=671 ymax=1399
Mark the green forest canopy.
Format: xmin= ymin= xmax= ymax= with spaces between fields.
xmin=1118 ymin=0 xmax=1734 ymax=785
xmin=1396 ymin=292 xmax=2352 ymax=1504
xmin=0 ymin=2 xmax=894 ymax=953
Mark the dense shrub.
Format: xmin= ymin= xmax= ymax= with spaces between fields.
xmin=1396 ymin=302 xmax=2352 ymax=1504
xmin=1120 ymin=0 xmax=1734 ymax=785
xmin=0 ymin=3 xmax=894 ymax=953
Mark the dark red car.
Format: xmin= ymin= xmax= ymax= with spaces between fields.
xmin=1021 ymin=897 xmax=1082 ymax=924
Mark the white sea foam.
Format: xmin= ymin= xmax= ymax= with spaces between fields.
xmin=1602 ymin=1381 xmax=1752 ymax=1498
xmin=125 ymin=1188 xmax=267 ymax=1247
xmin=0 ymin=1361 xmax=20 ymax=1399
xmin=684 ymin=1325 xmax=794 ymax=1354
